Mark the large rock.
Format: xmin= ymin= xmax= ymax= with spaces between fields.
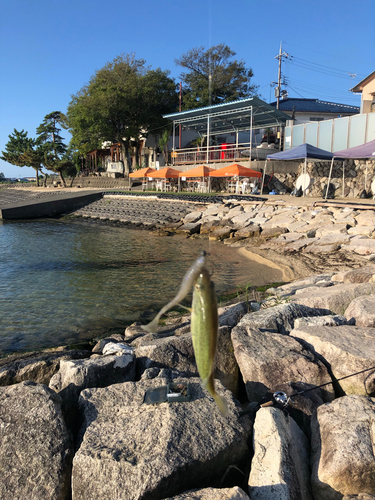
xmin=292 ymin=282 xmax=375 ymax=315
xmin=311 ymin=395 xmax=375 ymax=499
xmin=290 ymin=325 xmax=375 ymax=396
xmin=165 ymin=487 xmax=250 ymax=499
xmin=293 ymin=314 xmax=353 ymax=328
xmin=332 ymin=266 xmax=375 ymax=284
xmin=231 ymin=325 xmax=333 ymax=402
xmin=135 ymin=332 xmax=196 ymax=378
xmin=238 ymin=303 xmax=331 ymax=334
xmin=0 ymin=348 xmax=91 ymax=386
xmin=135 ymin=328 xmax=239 ymax=395
xmin=49 ymin=353 xmax=136 ymax=431
xmin=0 ymin=381 xmax=73 ymax=500
xmin=348 ymin=238 xmax=375 ymax=255
xmin=344 ymin=295 xmax=375 ymax=327
xmin=72 ymin=377 xmax=252 ymax=500
xmin=249 ymin=407 xmax=313 ymax=500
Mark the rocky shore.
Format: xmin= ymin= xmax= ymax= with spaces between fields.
xmin=1 ymin=193 xmax=375 ymax=499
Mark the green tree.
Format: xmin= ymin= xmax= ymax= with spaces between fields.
xmin=175 ymin=44 xmax=259 ymax=109
xmin=67 ymin=54 xmax=178 ymax=174
xmin=36 ymin=111 xmax=75 ymax=187
xmin=0 ymin=129 xmax=43 ymax=186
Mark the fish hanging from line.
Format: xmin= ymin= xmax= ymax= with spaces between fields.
xmin=141 ymin=251 xmax=207 ymax=333
xmin=141 ymin=250 xmax=228 ymax=416
xmin=191 ymin=267 xmax=228 ymax=417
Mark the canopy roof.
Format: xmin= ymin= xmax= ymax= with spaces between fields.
xmin=209 ymin=163 xmax=262 ymax=178
xmin=129 ymin=167 xmax=156 ymax=178
xmin=147 ymin=167 xmax=181 ymax=179
xmin=334 ymin=139 xmax=375 ymax=159
xmin=267 ymin=143 xmax=333 ymax=161
xmin=163 ymin=96 xmax=290 ymax=135
xmin=179 ymin=165 xmax=214 ymax=178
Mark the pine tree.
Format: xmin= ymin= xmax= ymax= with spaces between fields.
xmin=0 ymin=129 xmax=43 ymax=186
xmin=36 ymin=111 xmax=74 ymax=187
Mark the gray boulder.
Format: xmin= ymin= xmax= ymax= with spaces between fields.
xmin=344 ymin=295 xmax=375 ymax=327
xmin=0 ymin=381 xmax=73 ymax=500
xmin=292 ymin=282 xmax=375 ymax=315
xmin=0 ymin=348 xmax=91 ymax=386
xmin=231 ymin=325 xmax=333 ymax=402
xmin=294 ymin=315 xmax=353 ymax=328
xmin=290 ymin=325 xmax=375 ymax=396
xmin=49 ymin=353 xmax=136 ymax=431
xmin=311 ymin=395 xmax=375 ymax=499
xmin=249 ymin=407 xmax=313 ymax=500
xmin=92 ymin=334 xmax=125 ymax=353
xmin=238 ymin=303 xmax=331 ymax=335
xmin=135 ymin=327 xmax=239 ymax=395
xmin=72 ymin=377 xmax=252 ymax=500
xmin=165 ymin=487 xmax=250 ymax=499
xmin=332 ymin=266 xmax=375 ymax=284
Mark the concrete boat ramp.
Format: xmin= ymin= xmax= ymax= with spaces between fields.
xmin=0 ymin=189 xmax=103 ymax=220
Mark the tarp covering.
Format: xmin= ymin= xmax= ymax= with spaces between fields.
xmin=129 ymin=167 xmax=156 ymax=178
xmin=179 ymin=165 xmax=214 ymax=177
xmin=334 ymin=139 xmax=375 ymax=159
xmin=209 ymin=163 xmax=262 ymax=178
xmin=267 ymin=143 xmax=333 ymax=160
xmin=146 ymin=167 xmax=181 ymax=179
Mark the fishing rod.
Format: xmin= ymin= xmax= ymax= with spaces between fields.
xmin=239 ymin=364 xmax=375 ymax=417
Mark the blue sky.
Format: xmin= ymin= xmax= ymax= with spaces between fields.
xmin=1 ymin=0 xmax=374 ymax=178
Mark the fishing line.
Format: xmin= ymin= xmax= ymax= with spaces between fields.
xmin=239 ymin=364 xmax=375 ymax=417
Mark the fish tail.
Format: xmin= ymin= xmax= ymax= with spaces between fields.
xmin=204 ymin=375 xmax=228 ymax=417
xmin=213 ymin=392 xmax=228 ymax=417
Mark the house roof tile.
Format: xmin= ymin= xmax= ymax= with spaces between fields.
xmin=269 ymin=98 xmax=359 ymax=114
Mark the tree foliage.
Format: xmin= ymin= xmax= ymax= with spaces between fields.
xmin=0 ymin=129 xmax=43 ymax=186
xmin=36 ymin=111 xmax=75 ymax=187
xmin=67 ymin=54 xmax=178 ymax=173
xmin=175 ymin=44 xmax=259 ymax=109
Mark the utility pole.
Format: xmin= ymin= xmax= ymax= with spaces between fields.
xmin=275 ymin=42 xmax=290 ymax=109
xmin=179 ymin=82 xmax=182 ymax=149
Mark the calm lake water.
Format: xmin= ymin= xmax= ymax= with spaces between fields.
xmin=0 ymin=219 xmax=275 ymax=354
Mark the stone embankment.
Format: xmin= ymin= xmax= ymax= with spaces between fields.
xmin=2 ymin=195 xmax=375 ymax=499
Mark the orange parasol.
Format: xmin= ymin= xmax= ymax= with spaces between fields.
xmin=147 ymin=167 xmax=181 ymax=179
xmin=179 ymin=165 xmax=214 ymax=178
xmin=209 ymin=163 xmax=262 ymax=178
xmin=129 ymin=167 xmax=156 ymax=178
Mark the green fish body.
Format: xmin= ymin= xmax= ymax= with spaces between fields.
xmin=191 ymin=268 xmax=228 ymax=416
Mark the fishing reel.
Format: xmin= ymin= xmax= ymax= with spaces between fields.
xmin=239 ymin=390 xmax=291 ymax=417
xmin=260 ymin=390 xmax=290 ymax=409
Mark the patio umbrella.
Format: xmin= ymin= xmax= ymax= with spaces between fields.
xmin=209 ymin=163 xmax=262 ymax=178
xmin=179 ymin=165 xmax=214 ymax=177
xmin=129 ymin=167 xmax=156 ymax=178
xmin=179 ymin=165 xmax=214 ymax=192
xmin=147 ymin=167 xmax=181 ymax=178
xmin=147 ymin=167 xmax=181 ymax=192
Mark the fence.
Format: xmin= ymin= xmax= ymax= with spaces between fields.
xmin=284 ymin=113 xmax=375 ymax=152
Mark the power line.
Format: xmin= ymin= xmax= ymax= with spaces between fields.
xmin=283 ymin=41 xmax=374 ymax=68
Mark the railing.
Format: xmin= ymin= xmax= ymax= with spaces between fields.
xmin=171 ymin=141 xmax=278 ymax=165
